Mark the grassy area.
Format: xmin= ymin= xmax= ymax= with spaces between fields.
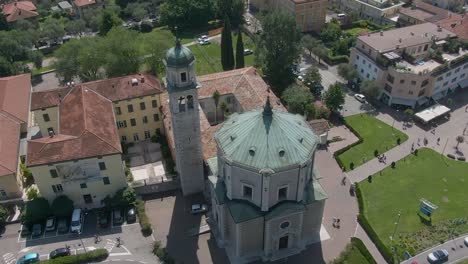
xmin=337 ymin=114 xmax=408 ymax=171
xmin=32 ymin=65 xmax=55 ymax=76
xmin=359 ymin=148 xmax=468 ymax=259
xmin=345 ymin=27 xmax=369 ymax=37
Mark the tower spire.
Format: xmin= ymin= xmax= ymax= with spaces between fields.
xmin=263 ymin=96 xmax=273 ymax=116
xmin=175 ymin=26 xmax=181 ymax=48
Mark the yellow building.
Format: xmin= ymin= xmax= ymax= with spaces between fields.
xmin=30 ymin=74 xmax=165 ymax=143
xmin=0 ymin=74 xmax=31 ymax=202
xmin=27 ymin=86 xmax=127 ymax=208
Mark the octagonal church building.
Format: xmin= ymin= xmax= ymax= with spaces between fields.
xmin=208 ymin=98 xmax=327 ymax=264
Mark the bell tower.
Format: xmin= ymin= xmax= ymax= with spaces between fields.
xmin=164 ymin=39 xmax=204 ymax=196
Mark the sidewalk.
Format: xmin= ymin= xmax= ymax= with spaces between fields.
xmin=354 ymin=224 xmax=387 ymax=264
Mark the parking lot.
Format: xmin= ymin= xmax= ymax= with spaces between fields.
xmin=1 ymin=209 xmax=155 ymax=264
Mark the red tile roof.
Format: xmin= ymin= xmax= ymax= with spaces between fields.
xmin=0 ymin=74 xmax=31 ymax=177
xmin=27 ymin=86 xmax=122 ymax=166
xmin=437 ymin=15 xmax=468 ymax=42
xmin=162 ymin=67 xmax=286 ymax=160
xmin=0 ymin=113 xmax=21 ymax=176
xmin=73 ymin=0 xmax=96 ymax=7
xmin=31 ymin=74 xmax=164 ymax=110
xmin=2 ymin=1 xmax=38 ymax=22
xmin=0 ymin=73 xmax=31 ymax=123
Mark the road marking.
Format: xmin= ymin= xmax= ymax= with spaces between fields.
xmin=2 ymin=252 xmax=15 ymax=264
xmin=109 ymin=252 xmax=132 ymax=256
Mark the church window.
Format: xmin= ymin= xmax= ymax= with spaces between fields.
xmin=242 ymin=184 xmax=253 ymax=200
xmin=280 ymin=221 xmax=290 ymax=229
xmin=178 ymin=96 xmax=186 ymax=112
xmin=187 ymin=95 xmax=194 ymax=109
xmin=181 ymin=72 xmax=187 ymax=82
xmin=278 ymin=186 xmax=288 ymax=201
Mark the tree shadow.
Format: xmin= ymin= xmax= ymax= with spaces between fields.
xmin=417 ymin=213 xmax=432 ymax=226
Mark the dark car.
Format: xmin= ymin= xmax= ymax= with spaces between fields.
xmin=98 ymin=211 xmax=110 ymax=228
xmin=57 ymin=218 xmax=68 ymax=234
xmin=427 ymin=249 xmax=449 ymax=263
xmin=49 ymin=248 xmax=70 ymax=259
xmin=31 ymin=224 xmax=42 ymax=237
xmin=126 ymin=207 xmax=137 ymax=223
xmin=20 ymin=224 xmax=31 ymax=237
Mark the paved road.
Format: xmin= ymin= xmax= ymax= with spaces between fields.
xmin=401 ymin=234 xmax=468 ymax=264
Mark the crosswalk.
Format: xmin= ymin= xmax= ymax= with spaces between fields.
xmin=2 ymin=252 xmax=15 ymax=264
xmin=105 ymin=239 xmax=116 ymax=253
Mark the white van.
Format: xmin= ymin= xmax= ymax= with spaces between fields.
xmin=70 ymin=209 xmax=83 ymax=233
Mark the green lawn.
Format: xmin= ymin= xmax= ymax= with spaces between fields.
xmin=344 ymin=27 xmax=369 ymax=37
xmin=359 ymin=148 xmax=468 ymax=258
xmin=337 ymin=114 xmax=408 ymax=171
xmin=32 ymin=65 xmax=54 ymax=76
xmin=331 ymin=239 xmax=373 ymax=264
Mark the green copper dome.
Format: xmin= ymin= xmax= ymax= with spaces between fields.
xmin=214 ymin=98 xmax=319 ymax=171
xmin=165 ymin=40 xmax=195 ymax=68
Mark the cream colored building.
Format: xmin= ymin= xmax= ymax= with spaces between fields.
xmin=333 ymin=0 xmax=403 ymax=25
xmin=31 ymin=74 xmax=165 ymax=143
xmin=250 ymin=0 xmax=328 ymax=32
xmin=27 ymin=86 xmax=127 ymax=208
xmin=0 ymin=74 xmax=31 ymax=202
xmin=350 ymin=23 xmax=468 ymax=108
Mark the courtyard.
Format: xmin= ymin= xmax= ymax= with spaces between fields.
xmin=359 ymin=148 xmax=468 ymax=260
xmin=337 ymin=113 xmax=408 ymax=171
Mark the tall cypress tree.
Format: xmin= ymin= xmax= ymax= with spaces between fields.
xmin=221 ymin=17 xmax=234 ymax=71
xmin=0 ymin=12 xmax=9 ymax=31
xmin=235 ymin=30 xmax=244 ymax=69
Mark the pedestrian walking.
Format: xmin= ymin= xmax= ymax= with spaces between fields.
xmin=437 ymin=137 xmax=440 ymax=145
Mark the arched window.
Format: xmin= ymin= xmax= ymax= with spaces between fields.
xmin=178 ymin=96 xmax=186 ymax=112
xmin=181 ymin=72 xmax=187 ymax=82
xmin=187 ymin=95 xmax=194 ymax=109
xmin=280 ymin=221 xmax=290 ymax=229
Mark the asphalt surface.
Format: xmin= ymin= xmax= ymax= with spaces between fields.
xmin=401 ymin=234 xmax=468 ymax=264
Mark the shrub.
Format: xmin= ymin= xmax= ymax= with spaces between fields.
xmin=397 ymin=137 xmax=401 ymax=145
xmin=0 ymin=205 xmax=8 ymax=226
xmin=39 ymin=249 xmax=108 ymax=263
xmin=367 ymin=175 xmax=372 ymax=183
xmin=21 ymin=163 xmax=33 ymax=186
xmin=350 ymin=162 xmax=355 ymax=170
xmin=136 ymin=200 xmax=153 ymax=236
xmin=333 ymin=118 xmax=364 ymax=171
xmin=414 ymin=149 xmax=418 ymax=156
xmin=350 ymin=237 xmax=377 ymax=264
xmin=26 ymin=187 xmax=39 ymax=200
xmin=155 ymin=247 xmax=175 ymax=264
xmin=152 ymin=241 xmax=162 ymax=255
xmin=391 ymin=161 xmax=396 ymax=168
xmin=374 ymin=149 xmax=378 ymax=157
xmin=150 ymin=134 xmax=159 ymax=143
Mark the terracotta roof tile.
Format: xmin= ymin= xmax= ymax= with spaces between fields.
xmin=0 ymin=113 xmax=21 ymax=176
xmin=31 ymin=74 xmax=164 ymax=111
xmin=437 ymin=15 xmax=468 ymax=42
xmin=0 ymin=73 xmax=31 ymax=123
xmin=27 ymin=86 xmax=122 ymax=166
xmin=73 ymin=0 xmax=96 ymax=7
xmin=308 ymin=119 xmax=330 ymax=135
xmin=162 ymin=67 xmax=286 ymax=160
xmin=2 ymin=1 xmax=38 ymax=22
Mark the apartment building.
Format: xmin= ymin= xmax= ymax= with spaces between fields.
xmin=250 ymin=0 xmax=328 ymax=32
xmin=398 ymin=0 xmax=455 ymax=26
xmin=350 ymin=23 xmax=468 ymax=108
xmin=27 ymin=86 xmax=127 ymax=208
xmin=333 ymin=0 xmax=403 ymax=25
xmin=30 ymin=74 xmax=165 ymax=143
xmin=0 ymin=74 xmax=31 ymax=202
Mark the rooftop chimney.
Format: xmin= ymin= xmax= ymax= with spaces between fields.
xmin=140 ymin=76 xmax=145 ymax=83
xmin=131 ymin=78 xmax=138 ymax=86
xmin=437 ymin=25 xmax=442 ymax=32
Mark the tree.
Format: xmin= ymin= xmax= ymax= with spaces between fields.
xmin=159 ymin=0 xmax=214 ymax=30
xmin=303 ymin=66 xmax=322 ymax=96
xmin=456 ymin=135 xmax=464 ymax=148
xmin=404 ymin=108 xmax=414 ymax=122
xmin=447 ymin=98 xmax=454 ymax=106
xmin=220 ymin=101 xmax=228 ymax=121
xmin=141 ymin=33 xmax=171 ymax=76
xmin=360 ymin=80 xmax=380 ymax=101
xmin=337 ymin=63 xmax=357 ymax=84
xmin=83 ymin=8 xmax=101 ymax=32
xmin=0 ymin=205 xmax=7 ymax=226
xmin=112 ymin=187 xmax=136 ymax=207
xmin=102 ymin=27 xmax=141 ymax=77
xmin=212 ymin=90 xmax=220 ymax=124
xmin=21 ymin=197 xmax=51 ymax=224
xmin=41 ymin=18 xmax=65 ymax=42
xmin=30 ymin=51 xmax=44 ymax=69
xmin=281 ymin=84 xmax=314 ymax=115
xmin=0 ymin=57 xmax=16 ymax=77
xmin=324 ymin=82 xmax=345 ymax=112
xmin=26 ymin=187 xmax=39 ymax=200
xmin=301 ymin=35 xmax=319 ymax=57
xmin=320 ymin=21 xmax=341 ymax=43
xmin=311 ymin=43 xmax=327 ymax=64
xmin=0 ymin=11 xmax=9 ymax=31
xmin=51 ymin=195 xmax=74 ymax=217
xmin=76 ymin=38 xmax=105 ymax=81
xmin=256 ymin=11 xmax=301 ymax=95
xmin=235 ymin=30 xmax=244 ymax=69
xmin=99 ymin=10 xmax=122 ymax=36
xmin=217 ymin=0 xmax=244 ymax=28
xmin=131 ymin=6 xmax=148 ymax=21
xmin=221 ymin=17 xmax=235 ymax=71
xmin=65 ymin=19 xmax=86 ymax=36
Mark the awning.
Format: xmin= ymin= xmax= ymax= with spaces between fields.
xmin=417 ymin=97 xmax=429 ymax=105
xmin=415 ymin=104 xmax=451 ymax=123
xmin=383 ymin=52 xmax=401 ymax=60
xmin=431 ymin=92 xmax=445 ymax=101
xmin=390 ymin=97 xmax=416 ymax=107
xmin=458 ymin=78 xmax=468 ymax=89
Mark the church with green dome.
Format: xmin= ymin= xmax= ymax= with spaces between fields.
xmin=208 ymin=98 xmax=327 ymax=263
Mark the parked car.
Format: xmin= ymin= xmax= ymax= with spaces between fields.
xmin=98 ymin=211 xmax=110 ymax=228
xmin=57 ymin=218 xmax=68 ymax=234
xmin=49 ymin=248 xmax=71 ymax=259
xmin=17 ymin=253 xmax=40 ymax=264
xmin=20 ymin=224 xmax=31 ymax=237
xmin=427 ymin=249 xmax=448 ymax=263
xmin=31 ymin=224 xmax=42 ymax=237
xmin=464 ymin=236 xmax=468 ymax=246
xmin=190 ymin=204 xmax=208 ymax=214
xmin=45 ymin=216 xmax=56 ymax=232
xmin=354 ymin=93 xmax=366 ymax=103
xmin=198 ymin=39 xmax=211 ymax=45
xmin=243 ymin=49 xmax=253 ymax=55
xmin=126 ymin=207 xmax=137 ymax=223
xmin=113 ymin=208 xmax=124 ymax=224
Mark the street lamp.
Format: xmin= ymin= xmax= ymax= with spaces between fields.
xmin=390 ymin=211 xmax=402 ymax=241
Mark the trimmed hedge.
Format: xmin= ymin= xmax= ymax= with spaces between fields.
xmin=350 ymin=237 xmax=377 ymax=264
xmin=355 ymin=184 xmax=396 ymax=264
xmin=136 ymin=199 xmax=153 ymax=236
xmin=39 ymin=249 xmax=108 ymax=264
xmin=333 ymin=119 xmax=363 ymax=170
